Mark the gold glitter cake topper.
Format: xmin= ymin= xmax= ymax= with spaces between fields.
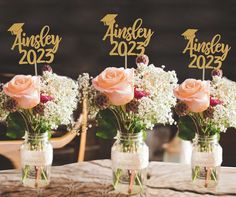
xmin=182 ymin=29 xmax=231 ymax=79
xmin=8 ymin=23 xmax=62 ymax=75
xmin=101 ymin=14 xmax=154 ymax=58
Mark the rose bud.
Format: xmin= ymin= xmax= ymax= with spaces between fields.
xmin=42 ymin=65 xmax=53 ymax=73
xmin=136 ymin=54 xmax=149 ymax=66
xmin=40 ymin=94 xmax=54 ymax=104
xmin=211 ymin=69 xmax=223 ymax=78
xmin=210 ymin=97 xmax=223 ymax=107
xmin=134 ymin=87 xmax=150 ymax=99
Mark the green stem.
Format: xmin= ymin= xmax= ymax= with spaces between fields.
xmin=189 ymin=115 xmax=199 ymax=135
xmin=17 ymin=111 xmax=30 ymax=133
xmin=135 ymin=173 xmax=144 ymax=191
xmin=22 ymin=165 xmax=30 ymax=181
xmin=109 ymin=108 xmax=122 ymax=133
xmin=41 ymin=167 xmax=48 ymax=181
xmin=192 ymin=166 xmax=200 ymax=181
xmin=211 ymin=169 xmax=217 ymax=182
xmin=113 ymin=168 xmax=122 ymax=188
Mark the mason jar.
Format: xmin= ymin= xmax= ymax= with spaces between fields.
xmin=191 ymin=134 xmax=222 ymax=188
xmin=20 ymin=132 xmax=53 ymax=188
xmin=111 ymin=132 xmax=149 ymax=195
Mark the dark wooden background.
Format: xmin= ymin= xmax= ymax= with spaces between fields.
xmin=0 ymin=0 xmax=236 ymax=167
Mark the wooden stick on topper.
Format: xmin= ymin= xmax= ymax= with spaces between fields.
xmin=202 ymin=66 xmax=205 ymax=81
xmin=34 ymin=62 xmax=38 ymax=76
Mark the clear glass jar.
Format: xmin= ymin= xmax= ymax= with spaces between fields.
xmin=20 ymin=132 xmax=53 ymax=188
xmin=111 ymin=132 xmax=149 ymax=195
xmin=191 ymin=134 xmax=222 ymax=188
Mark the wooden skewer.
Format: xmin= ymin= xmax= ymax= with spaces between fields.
xmin=78 ymin=98 xmax=88 ymax=162
xmin=128 ymin=170 xmax=135 ymax=194
xmin=205 ymin=167 xmax=211 ymax=188
xmin=35 ymin=166 xmax=40 ymax=188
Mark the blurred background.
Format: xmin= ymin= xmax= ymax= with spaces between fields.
xmin=0 ymin=0 xmax=236 ymax=169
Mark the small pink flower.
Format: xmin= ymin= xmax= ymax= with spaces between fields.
xmin=40 ymin=94 xmax=53 ymax=104
xmin=134 ymin=87 xmax=150 ymax=99
xmin=210 ymin=97 xmax=223 ymax=107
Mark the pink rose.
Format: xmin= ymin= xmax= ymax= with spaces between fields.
xmin=3 ymin=75 xmax=40 ymax=109
xmin=92 ymin=67 xmax=134 ymax=106
xmin=174 ymin=79 xmax=210 ymax=113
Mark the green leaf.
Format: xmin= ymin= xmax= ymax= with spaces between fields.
xmin=132 ymin=117 xmax=145 ymax=134
xmin=6 ymin=112 xmax=26 ymax=139
xmin=32 ymin=117 xmax=51 ymax=134
xmin=178 ymin=116 xmax=196 ymax=141
xmin=95 ymin=109 xmax=118 ymax=139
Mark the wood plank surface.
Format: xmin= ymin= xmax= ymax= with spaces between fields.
xmin=0 ymin=160 xmax=236 ymax=197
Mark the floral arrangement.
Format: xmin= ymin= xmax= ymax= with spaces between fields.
xmin=0 ymin=65 xmax=78 ymax=138
xmin=77 ymin=55 xmax=178 ymax=138
xmin=77 ymin=55 xmax=177 ymax=194
xmin=174 ymin=69 xmax=236 ymax=140
xmin=174 ymin=70 xmax=236 ymax=187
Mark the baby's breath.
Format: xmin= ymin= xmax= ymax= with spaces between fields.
xmin=0 ymin=91 xmax=9 ymax=121
xmin=135 ymin=64 xmax=178 ymax=129
xmin=210 ymin=76 xmax=236 ymax=132
xmin=41 ymin=72 xmax=79 ymax=129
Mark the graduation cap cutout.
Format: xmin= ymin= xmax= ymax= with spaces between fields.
xmin=101 ymin=14 xmax=117 ymax=26
xmin=8 ymin=23 xmax=24 ymax=35
xmin=182 ymin=29 xmax=198 ymax=40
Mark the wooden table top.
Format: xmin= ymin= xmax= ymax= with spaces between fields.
xmin=0 ymin=160 xmax=236 ymax=197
